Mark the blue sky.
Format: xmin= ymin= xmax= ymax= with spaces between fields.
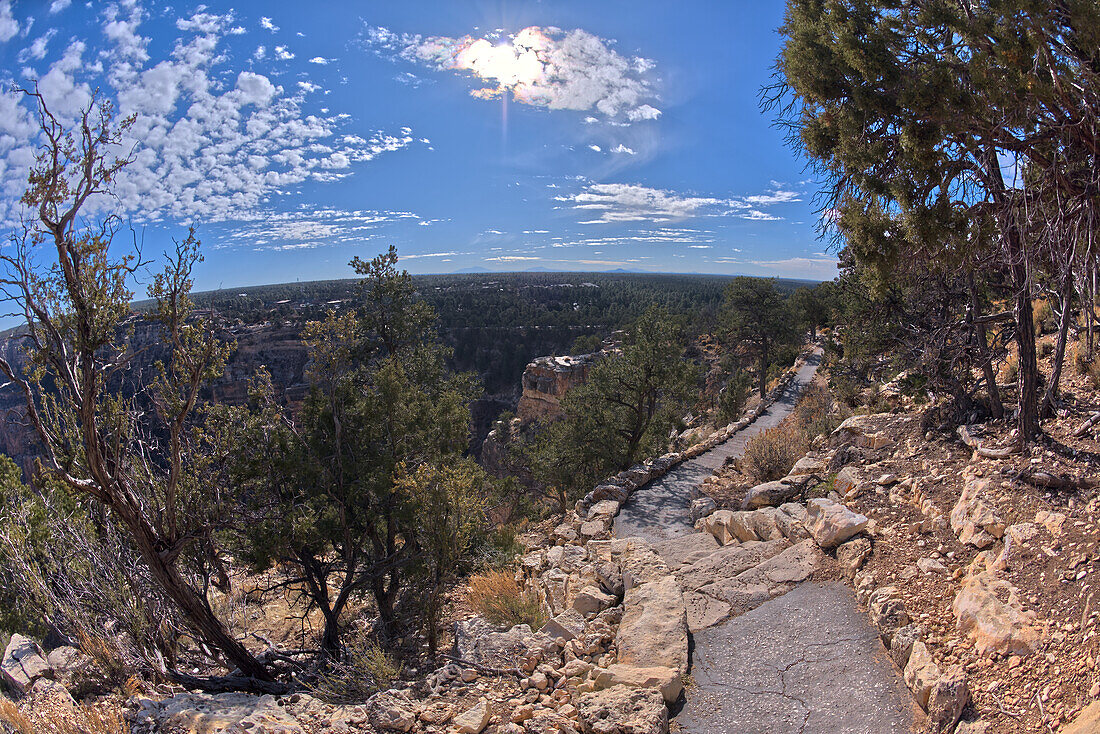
xmin=0 ymin=0 xmax=837 ymax=292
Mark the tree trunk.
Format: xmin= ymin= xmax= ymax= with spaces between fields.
xmin=1041 ymin=279 xmax=1073 ymax=418
xmin=757 ymin=350 xmax=768 ymax=399
xmin=1014 ymin=280 xmax=1041 ymax=443
xmin=969 ymin=275 xmax=1003 ymax=420
xmin=119 ymin=504 xmax=272 ymax=680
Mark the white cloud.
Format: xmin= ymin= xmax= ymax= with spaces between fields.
xmin=559 ymin=183 xmax=727 ymax=224
xmin=49 ymin=0 xmax=71 ymax=13
xmin=20 ymin=29 xmax=55 ymax=60
xmin=223 ymin=207 xmax=421 ymax=250
xmin=588 ymin=144 xmax=601 ymax=152
xmin=0 ymin=1 xmax=19 ymax=42
xmin=611 ymin=144 xmax=635 ymax=155
xmin=0 ymin=6 xmax=419 ymax=227
xmin=558 ymin=182 xmax=803 ymax=224
xmin=260 ymin=16 xmax=278 ymax=33
xmin=366 ymin=24 xmax=661 ymax=124
xmin=308 ymin=56 xmax=331 ymax=64
xmin=274 ymin=45 xmax=294 ymax=60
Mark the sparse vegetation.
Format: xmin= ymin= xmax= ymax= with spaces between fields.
xmin=467 ymin=569 xmax=547 ymax=631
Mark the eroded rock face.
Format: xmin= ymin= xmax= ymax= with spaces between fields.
xmin=517 ymin=353 xmax=600 ymax=422
xmin=952 ymin=571 xmax=1042 ymax=656
xmin=577 ymin=686 xmax=668 ymax=734
xmin=805 ymin=498 xmax=868 ymax=549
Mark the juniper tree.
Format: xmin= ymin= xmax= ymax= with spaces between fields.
xmin=0 ymin=90 xmax=270 ymax=680
xmin=720 ymin=277 xmax=800 ymax=399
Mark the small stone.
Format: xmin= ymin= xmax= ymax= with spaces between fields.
xmin=453 ymin=698 xmax=491 ymax=734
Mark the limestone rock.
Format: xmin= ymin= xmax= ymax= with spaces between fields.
xmin=835 ymin=537 xmax=872 ymax=577
xmin=787 ymin=455 xmax=826 ymax=477
xmin=902 ymin=641 xmax=940 ymax=709
xmin=650 ymin=532 xmax=719 ymax=571
xmin=952 ymin=571 xmax=1042 ymax=656
xmin=592 ymin=664 xmax=682 ymax=703
xmin=1063 ymin=701 xmax=1100 ymax=734
xmin=454 ymin=619 xmax=553 ymax=668
xmin=577 ymin=686 xmax=668 ymax=734
xmin=544 ymin=608 xmax=587 ymax=642
xmin=832 ymin=466 xmax=861 ymax=496
xmin=616 ymin=576 xmax=688 ymax=675
xmin=868 ymin=587 xmax=910 ymax=643
xmin=994 ymin=522 xmax=1039 ymax=571
xmin=742 ymin=480 xmax=800 ymax=509
xmin=2 ymin=634 xmax=52 ymax=695
xmin=367 ymin=690 xmax=417 ymax=732
xmin=453 ymin=698 xmax=491 ymax=734
xmin=573 ymin=585 xmax=616 ymax=616
xmin=949 ymin=479 xmax=1005 ymax=549
xmin=676 ymin=538 xmax=789 ymax=593
xmin=688 ymin=497 xmax=716 ymax=522
xmin=805 ymin=498 xmax=868 ymax=549
xmin=614 ymin=538 xmax=671 ymax=591
xmin=139 ymin=692 xmax=306 ymax=734
xmin=889 ymin=623 xmax=923 ymax=669
xmin=926 ymin=666 xmax=968 ymax=733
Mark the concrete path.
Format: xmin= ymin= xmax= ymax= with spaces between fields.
xmin=613 ymin=350 xmax=823 ymax=544
xmin=609 ymin=349 xmax=921 ymax=733
xmin=678 ymin=582 xmax=922 ymax=734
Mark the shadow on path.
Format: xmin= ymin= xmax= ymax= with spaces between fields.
xmin=613 ymin=351 xmax=822 ymax=545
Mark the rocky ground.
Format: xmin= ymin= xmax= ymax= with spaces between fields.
xmin=697 ymin=364 xmax=1100 ymax=732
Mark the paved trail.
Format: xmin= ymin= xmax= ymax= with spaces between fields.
xmin=613 ymin=350 xmax=822 ymax=544
xmin=610 ymin=349 xmax=922 ymax=733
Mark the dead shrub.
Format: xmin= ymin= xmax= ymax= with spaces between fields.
xmin=309 ymin=627 xmax=399 ymax=704
xmin=467 ymin=569 xmax=546 ymax=631
xmin=742 ymin=425 xmax=807 ymax=483
xmin=0 ymin=699 xmax=130 ymax=734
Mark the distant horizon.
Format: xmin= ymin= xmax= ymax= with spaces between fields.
xmin=0 ymin=1 xmax=840 ymax=294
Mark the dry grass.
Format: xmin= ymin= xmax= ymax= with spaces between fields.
xmin=742 ymin=425 xmax=807 ymax=483
xmin=467 ymin=569 xmax=546 ymax=631
xmin=309 ymin=627 xmax=399 ymax=704
xmin=0 ymin=698 xmax=130 ymax=734
xmin=75 ymin=629 xmax=128 ymax=690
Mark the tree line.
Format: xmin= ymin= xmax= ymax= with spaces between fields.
xmin=771 ymin=0 xmax=1100 ymax=443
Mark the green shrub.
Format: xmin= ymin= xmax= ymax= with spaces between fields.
xmin=467 ymin=569 xmax=546 ymax=630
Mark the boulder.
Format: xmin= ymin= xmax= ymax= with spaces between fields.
xmin=835 ymin=537 xmax=872 ymax=577
xmin=367 ymin=690 xmax=418 ymax=732
xmin=902 ymin=641 xmax=941 ymax=709
xmin=805 ymin=498 xmax=868 ymax=549
xmin=889 ymin=623 xmax=923 ymax=669
xmin=577 ymin=686 xmax=668 ymax=734
xmin=592 ymin=664 xmax=682 ymax=703
xmin=453 ymin=698 xmax=491 ymax=734
xmin=688 ymin=497 xmax=716 ymax=522
xmin=868 ymin=587 xmax=910 ymax=643
xmin=742 ymin=480 xmax=800 ymax=509
xmin=454 ymin=619 xmax=553 ymax=668
xmin=614 ymin=538 xmax=671 ymax=591
xmin=2 ymin=634 xmax=52 ymax=695
xmin=787 ymin=455 xmax=826 ymax=477
xmin=544 ymin=608 xmax=587 ymax=642
xmin=1063 ymin=701 xmax=1100 ymax=734
xmin=927 ymin=666 xmax=969 ymax=733
xmin=693 ymin=540 xmax=820 ymax=617
xmin=952 ymin=571 xmax=1042 ymax=656
xmin=832 ymin=466 xmax=861 ymax=496
xmin=949 ymin=479 xmax=1005 ymax=549
xmin=616 ymin=576 xmax=688 ymax=675
xmin=573 ymin=586 xmax=616 ymax=616
xmin=587 ymin=500 xmax=620 ymax=521
xmin=135 ymin=692 xmax=306 ymax=734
